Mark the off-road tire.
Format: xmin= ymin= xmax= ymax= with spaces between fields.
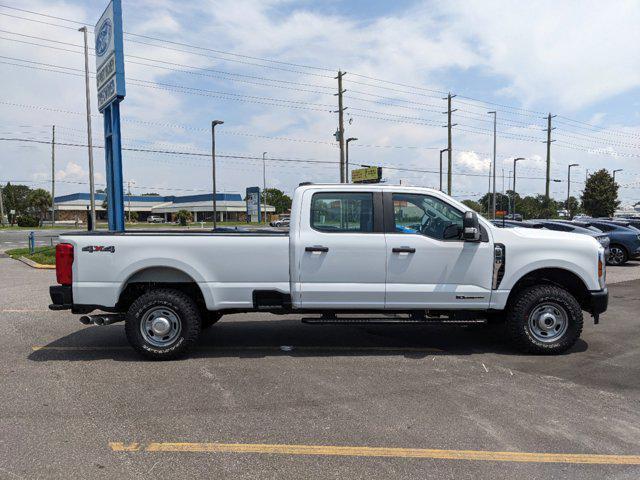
xmin=125 ymin=288 xmax=201 ymax=360
xmin=507 ymin=284 xmax=583 ymax=354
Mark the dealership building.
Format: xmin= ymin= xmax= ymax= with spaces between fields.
xmin=53 ymin=192 xmax=275 ymax=223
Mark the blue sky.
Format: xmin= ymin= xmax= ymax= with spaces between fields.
xmin=1 ymin=0 xmax=639 ymax=204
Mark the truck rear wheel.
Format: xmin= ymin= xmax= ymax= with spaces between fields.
xmin=125 ymin=288 xmax=202 ymax=360
xmin=507 ymin=285 xmax=583 ymax=354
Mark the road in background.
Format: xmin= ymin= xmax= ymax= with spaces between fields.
xmin=0 ymin=257 xmax=639 ymax=479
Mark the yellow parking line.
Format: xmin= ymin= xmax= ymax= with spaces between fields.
xmin=109 ymin=442 xmax=640 ymax=465
xmin=32 ymin=345 xmax=442 ymax=353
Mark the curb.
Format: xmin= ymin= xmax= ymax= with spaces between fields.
xmin=17 ymin=256 xmax=56 ymax=270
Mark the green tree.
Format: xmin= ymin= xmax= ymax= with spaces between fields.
xmin=566 ymin=196 xmax=581 ymax=219
xmin=262 ymin=188 xmax=292 ymax=214
xmin=478 ymin=192 xmax=510 ymax=216
xmin=461 ymin=199 xmax=483 ymax=213
xmin=27 ymin=188 xmax=52 ymax=222
xmin=176 ymin=209 xmax=192 ymax=226
xmin=2 ymin=183 xmax=32 ymax=224
xmin=581 ymin=169 xmax=619 ymax=217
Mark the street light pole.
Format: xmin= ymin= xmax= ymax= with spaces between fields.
xmin=79 ymin=26 xmax=96 ymax=230
xmin=613 ymin=169 xmax=623 ymax=183
xmin=345 ymin=137 xmax=357 ymax=183
xmin=439 ymin=148 xmax=448 ymax=192
xmin=211 ymin=120 xmax=224 ymax=230
xmin=262 ymin=151 xmax=267 ymax=224
xmin=512 ymin=157 xmax=524 ymax=216
xmin=567 ymin=163 xmax=579 ymax=216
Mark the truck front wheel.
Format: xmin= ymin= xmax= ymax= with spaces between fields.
xmin=507 ymin=285 xmax=583 ymax=354
xmin=125 ymin=289 xmax=202 ymax=360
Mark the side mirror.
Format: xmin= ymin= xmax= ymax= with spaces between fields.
xmin=443 ymin=224 xmax=461 ymax=240
xmin=463 ymin=211 xmax=481 ymax=242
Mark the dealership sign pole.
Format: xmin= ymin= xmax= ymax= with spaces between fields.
xmin=95 ymin=0 xmax=126 ymax=231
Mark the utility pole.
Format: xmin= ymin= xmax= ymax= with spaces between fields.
xmin=439 ymin=148 xmax=449 ymax=192
xmin=335 ymin=71 xmax=347 ymax=183
xmin=513 ymin=157 xmax=524 ymax=217
xmin=262 ymin=151 xmax=267 ymax=224
xmin=487 ymin=160 xmax=491 ymax=216
xmin=442 ymin=93 xmax=457 ymax=195
xmin=585 ymin=168 xmax=589 ymax=182
xmin=79 ymin=26 xmax=96 ymax=230
xmin=126 ymin=180 xmax=134 ymax=223
xmin=487 ymin=111 xmax=497 ymax=219
xmin=567 ymin=163 xmax=579 ymax=214
xmin=0 ymin=182 xmax=5 ymax=226
xmin=51 ymin=125 xmax=55 ymax=224
xmin=544 ymin=113 xmax=556 ymax=200
xmin=345 ymin=137 xmax=357 ymax=183
xmin=211 ymin=120 xmax=224 ymax=230
xmin=507 ymin=170 xmax=512 ymax=216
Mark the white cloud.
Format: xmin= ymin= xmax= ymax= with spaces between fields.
xmin=1 ymin=0 xmax=639 ymax=204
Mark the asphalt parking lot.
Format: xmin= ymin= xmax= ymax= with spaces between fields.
xmin=1 ymin=257 xmax=640 ymax=479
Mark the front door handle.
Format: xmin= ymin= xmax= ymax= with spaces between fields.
xmin=392 ymin=247 xmax=416 ymax=253
xmin=305 ymin=246 xmax=329 ymax=253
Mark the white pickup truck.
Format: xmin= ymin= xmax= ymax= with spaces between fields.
xmin=49 ymin=184 xmax=608 ymax=359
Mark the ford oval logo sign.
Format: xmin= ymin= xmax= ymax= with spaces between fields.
xmin=95 ymin=18 xmax=112 ymax=57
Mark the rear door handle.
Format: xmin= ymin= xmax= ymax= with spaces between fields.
xmin=305 ymin=246 xmax=329 ymax=253
xmin=392 ymin=247 xmax=416 ymax=253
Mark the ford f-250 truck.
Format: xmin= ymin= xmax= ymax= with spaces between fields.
xmin=49 ymin=184 xmax=608 ymax=359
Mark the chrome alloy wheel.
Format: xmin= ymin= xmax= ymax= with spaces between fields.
xmin=527 ymin=303 xmax=568 ymax=343
xmin=140 ymin=307 xmax=182 ymax=347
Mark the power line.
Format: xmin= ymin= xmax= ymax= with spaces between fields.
xmin=2 ymin=2 xmax=639 ymax=145
xmin=0 ymin=136 xmax=565 ymax=181
xmin=0 ymin=3 xmax=336 ymax=72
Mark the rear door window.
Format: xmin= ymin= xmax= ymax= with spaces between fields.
xmin=310 ymin=192 xmax=374 ymax=233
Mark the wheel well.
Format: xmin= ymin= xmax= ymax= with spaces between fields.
xmin=507 ymin=268 xmax=590 ymax=311
xmin=117 ymin=267 xmax=207 ymax=313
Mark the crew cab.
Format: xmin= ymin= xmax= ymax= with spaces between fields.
xmin=49 ymin=184 xmax=608 ymax=359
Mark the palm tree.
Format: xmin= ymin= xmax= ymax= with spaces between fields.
xmin=27 ymin=189 xmax=52 ymax=222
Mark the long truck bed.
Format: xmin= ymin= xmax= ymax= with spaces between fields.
xmin=60 ymin=230 xmax=290 ymax=311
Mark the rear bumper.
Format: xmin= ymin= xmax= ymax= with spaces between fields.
xmin=587 ymin=288 xmax=608 ymax=317
xmin=49 ymin=285 xmax=72 ymax=310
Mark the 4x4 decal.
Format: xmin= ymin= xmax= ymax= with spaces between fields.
xmin=81 ymin=245 xmax=115 ymax=253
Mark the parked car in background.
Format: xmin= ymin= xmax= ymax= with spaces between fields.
xmin=601 ymin=218 xmax=640 ymax=231
xmin=270 ymin=215 xmax=290 ymax=227
xmin=147 ymin=216 xmax=165 ymax=223
xmin=565 ymin=220 xmax=640 ymax=266
xmin=525 ymin=220 xmax=610 ymax=259
xmin=490 ymin=219 xmax=540 ymax=229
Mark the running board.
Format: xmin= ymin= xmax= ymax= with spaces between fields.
xmin=301 ymin=317 xmax=486 ymax=325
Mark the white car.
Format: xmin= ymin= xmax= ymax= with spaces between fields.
xmin=146 ymin=216 xmax=165 ymax=223
xmin=270 ymin=216 xmax=290 ymax=227
xmin=50 ymin=183 xmax=607 ymax=359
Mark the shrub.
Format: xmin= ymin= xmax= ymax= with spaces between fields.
xmin=176 ymin=210 xmax=192 ymax=226
xmin=16 ymin=215 xmax=39 ymax=227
